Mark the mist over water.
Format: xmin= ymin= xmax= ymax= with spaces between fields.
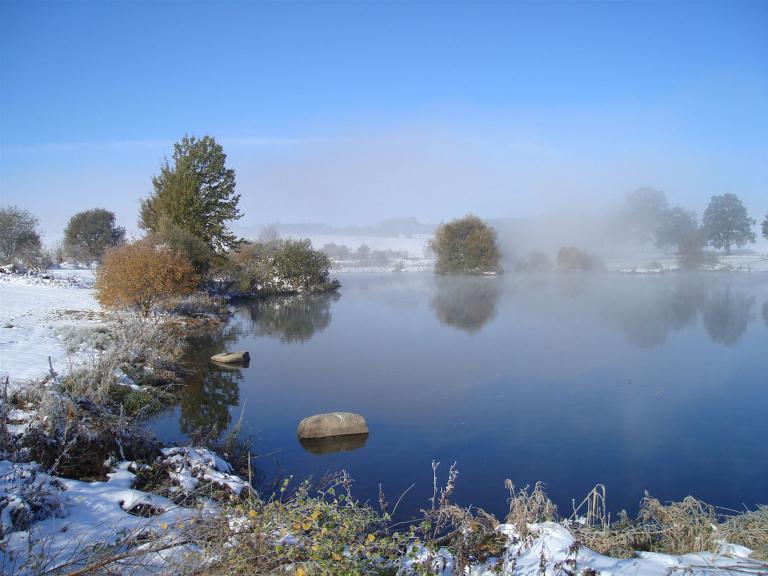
xmin=151 ymin=271 xmax=768 ymax=519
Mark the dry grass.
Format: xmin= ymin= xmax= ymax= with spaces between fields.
xmin=504 ymin=480 xmax=558 ymax=537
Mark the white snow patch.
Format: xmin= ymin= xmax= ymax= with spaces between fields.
xmin=401 ymin=522 xmax=766 ymax=576
xmin=0 ymin=460 xmax=197 ymax=575
xmin=161 ymin=447 xmax=250 ymax=496
xmin=0 ymin=273 xmax=101 ymax=389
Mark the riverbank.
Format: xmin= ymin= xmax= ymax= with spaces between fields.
xmin=1 ymin=270 xmax=766 ymax=574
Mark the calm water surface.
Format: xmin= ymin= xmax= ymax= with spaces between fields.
xmin=151 ymin=272 xmax=768 ymax=519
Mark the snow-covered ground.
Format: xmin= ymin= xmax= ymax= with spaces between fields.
xmin=0 ymin=446 xmax=242 ymax=575
xmin=605 ymin=250 xmax=768 ymax=274
xmin=0 ymin=270 xmax=101 ymax=390
xmin=408 ymin=523 xmax=766 ymax=576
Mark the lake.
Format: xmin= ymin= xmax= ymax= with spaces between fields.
xmin=151 ymin=272 xmax=768 ymax=520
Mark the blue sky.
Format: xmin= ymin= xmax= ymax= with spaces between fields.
xmin=1 ymin=0 xmax=766 ymax=238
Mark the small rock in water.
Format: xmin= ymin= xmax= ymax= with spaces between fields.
xmin=297 ymin=412 xmax=368 ymax=438
xmin=210 ymin=351 xmax=250 ymax=364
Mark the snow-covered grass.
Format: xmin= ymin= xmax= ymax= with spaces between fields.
xmin=605 ymin=249 xmax=768 ymax=274
xmin=0 ymin=271 xmax=101 ymax=390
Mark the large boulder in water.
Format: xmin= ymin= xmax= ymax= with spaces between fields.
xmin=210 ymin=351 xmax=250 ymax=364
xmin=297 ymin=412 xmax=368 ymax=439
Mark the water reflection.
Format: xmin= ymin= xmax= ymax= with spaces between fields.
xmin=154 ymin=273 xmax=768 ymax=520
xmin=431 ymin=276 xmax=501 ymax=333
xmin=246 ymin=293 xmax=341 ymax=343
xmin=605 ymin=279 xmax=759 ymax=348
xmin=179 ymin=326 xmax=243 ymax=438
xmin=702 ymin=288 xmax=754 ymax=346
xmin=299 ymin=434 xmax=369 ymax=455
xmin=613 ymin=280 xmax=705 ymax=348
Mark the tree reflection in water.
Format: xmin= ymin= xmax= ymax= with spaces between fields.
xmin=179 ymin=325 xmax=243 ymax=439
xmin=762 ymin=300 xmax=768 ymax=329
xmin=431 ymin=276 xmax=501 ymax=333
xmin=615 ymin=280 xmax=705 ymax=348
xmin=246 ymin=292 xmax=340 ymax=343
xmin=702 ymin=287 xmax=754 ymax=346
xmin=611 ymin=279 xmax=755 ymax=348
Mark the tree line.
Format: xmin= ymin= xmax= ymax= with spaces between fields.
xmin=618 ymin=187 xmax=761 ymax=255
xmin=1 ymin=135 xmax=337 ymax=316
xmin=1 ymin=135 xmax=766 ymax=286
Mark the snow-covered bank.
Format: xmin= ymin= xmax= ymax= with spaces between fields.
xmin=0 ymin=271 xmax=101 ymax=390
xmin=0 ymin=445 xmax=246 ymax=575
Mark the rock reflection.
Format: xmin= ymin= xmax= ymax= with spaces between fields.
xmin=431 ymin=276 xmax=501 ymax=333
xmin=299 ymin=434 xmax=369 ymax=455
xmin=247 ymin=293 xmax=340 ymax=343
xmin=179 ymin=326 xmax=243 ymax=438
xmin=702 ymin=288 xmax=754 ymax=346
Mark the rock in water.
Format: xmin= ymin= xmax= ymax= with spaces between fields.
xmin=210 ymin=351 xmax=250 ymax=364
xmin=297 ymin=412 xmax=368 ymax=439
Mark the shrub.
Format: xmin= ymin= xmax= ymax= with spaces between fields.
xmin=96 ymin=239 xmax=199 ymax=316
xmin=150 ymin=219 xmax=215 ymax=274
xmin=226 ymin=240 xmax=281 ymax=292
xmin=0 ymin=205 xmax=43 ymax=267
xmin=63 ymin=208 xmax=125 ymax=262
xmin=556 ymin=246 xmax=605 ymax=272
xmin=273 ymin=238 xmax=332 ymax=288
xmin=227 ymin=238 xmax=335 ymax=294
xmin=430 ymin=215 xmax=501 ymax=275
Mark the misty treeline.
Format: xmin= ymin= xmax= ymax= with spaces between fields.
xmin=321 ymin=242 xmax=409 ymax=267
xmin=2 ymin=135 xmax=767 ymax=279
xmin=613 ymin=187 xmax=759 ymax=255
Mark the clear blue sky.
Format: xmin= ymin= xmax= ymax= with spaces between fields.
xmin=1 ymin=0 xmax=766 ymax=238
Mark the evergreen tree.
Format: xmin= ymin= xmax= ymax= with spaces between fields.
xmin=762 ymin=212 xmax=768 ymax=240
xmin=702 ymin=194 xmax=756 ymax=254
xmin=139 ymin=135 xmax=242 ymax=254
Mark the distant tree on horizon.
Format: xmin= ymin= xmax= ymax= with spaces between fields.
xmin=655 ymin=206 xmax=701 ymax=254
xmin=430 ymin=215 xmax=501 ymax=275
xmin=762 ymin=212 xmax=768 ymax=240
xmin=0 ymin=205 xmax=42 ymax=267
xmin=63 ymin=208 xmax=125 ymax=262
xmin=619 ymin=187 xmax=669 ymax=247
xmin=139 ymin=135 xmax=242 ymax=254
xmin=702 ymin=194 xmax=756 ymax=255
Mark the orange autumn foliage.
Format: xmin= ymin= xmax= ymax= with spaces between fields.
xmin=96 ymin=239 xmax=199 ymax=316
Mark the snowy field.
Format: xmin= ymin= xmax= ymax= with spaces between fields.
xmin=0 ymin=270 xmax=100 ymax=390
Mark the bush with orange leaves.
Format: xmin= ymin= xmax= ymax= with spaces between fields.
xmin=96 ymin=239 xmax=199 ymax=316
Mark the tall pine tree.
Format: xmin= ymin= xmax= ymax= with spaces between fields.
xmin=140 ymin=135 xmax=242 ymax=254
